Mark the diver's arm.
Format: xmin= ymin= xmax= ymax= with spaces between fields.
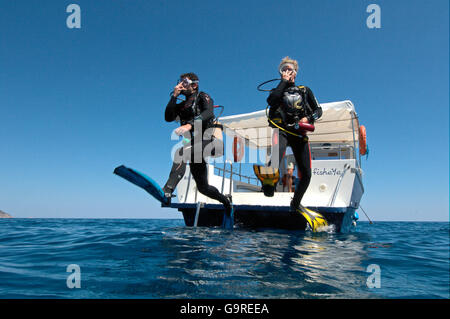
xmin=305 ymin=87 xmax=323 ymax=124
xmin=267 ymin=79 xmax=289 ymax=107
xmin=165 ymin=96 xmax=180 ymax=122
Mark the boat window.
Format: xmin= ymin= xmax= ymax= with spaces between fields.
xmin=310 ymin=143 xmax=354 ymax=160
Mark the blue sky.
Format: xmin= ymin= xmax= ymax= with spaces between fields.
xmin=0 ymin=0 xmax=448 ymax=221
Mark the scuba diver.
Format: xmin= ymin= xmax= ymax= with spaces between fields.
xmin=162 ymin=72 xmax=233 ymax=222
xmin=267 ymin=57 xmax=323 ymax=211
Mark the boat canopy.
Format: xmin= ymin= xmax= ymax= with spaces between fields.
xmin=219 ymin=100 xmax=359 ymax=149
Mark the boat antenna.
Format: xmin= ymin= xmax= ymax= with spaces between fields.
xmin=359 ymin=205 xmax=373 ymax=224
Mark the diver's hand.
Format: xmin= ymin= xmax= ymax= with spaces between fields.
xmin=282 ymin=70 xmax=295 ymax=82
xmin=173 ymin=83 xmax=184 ymax=97
xmin=175 ymin=124 xmax=192 ymax=135
xmin=300 ymin=117 xmax=309 ymax=123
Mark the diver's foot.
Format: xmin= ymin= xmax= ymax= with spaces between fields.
xmin=162 ymin=195 xmax=171 ymax=207
xmin=162 ymin=187 xmax=175 ymax=207
xmin=164 ymin=192 xmax=176 ymax=198
xmin=290 ymin=199 xmax=299 ymax=212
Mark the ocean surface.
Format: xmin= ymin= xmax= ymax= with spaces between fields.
xmin=0 ymin=219 xmax=448 ymax=299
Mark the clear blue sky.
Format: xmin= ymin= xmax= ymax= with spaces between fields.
xmin=0 ymin=0 xmax=448 ymax=221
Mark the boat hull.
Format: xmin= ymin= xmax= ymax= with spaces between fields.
xmin=171 ymin=203 xmax=356 ymax=232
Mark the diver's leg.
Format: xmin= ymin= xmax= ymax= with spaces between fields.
xmin=289 ymin=136 xmax=312 ymax=209
xmin=163 ymin=146 xmax=187 ymax=196
xmin=190 ymin=162 xmax=232 ymax=214
xmin=202 ymin=135 xmax=224 ymax=159
xmin=190 ymin=136 xmax=232 ymax=217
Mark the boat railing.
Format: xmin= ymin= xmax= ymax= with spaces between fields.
xmin=214 ymin=165 xmax=260 ymax=186
xmin=211 ymin=143 xmax=357 ymax=188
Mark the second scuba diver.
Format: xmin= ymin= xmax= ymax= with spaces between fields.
xmin=267 ymin=57 xmax=323 ymax=211
xmin=162 ymin=73 xmax=233 ymax=222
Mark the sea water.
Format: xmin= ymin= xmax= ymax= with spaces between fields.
xmin=0 ymin=219 xmax=448 ymax=299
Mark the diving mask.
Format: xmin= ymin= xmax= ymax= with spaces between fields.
xmin=177 ymin=77 xmax=198 ymax=87
xmin=279 ymin=63 xmax=298 ymax=76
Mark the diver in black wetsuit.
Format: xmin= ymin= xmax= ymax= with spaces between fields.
xmin=267 ymin=57 xmax=323 ymax=211
xmin=162 ymin=73 xmax=232 ymax=216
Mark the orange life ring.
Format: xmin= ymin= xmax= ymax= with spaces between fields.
xmin=233 ymin=136 xmax=245 ymax=162
xmin=359 ymin=125 xmax=367 ymax=155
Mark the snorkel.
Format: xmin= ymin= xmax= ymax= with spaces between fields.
xmin=257 ymin=61 xmax=299 ymax=92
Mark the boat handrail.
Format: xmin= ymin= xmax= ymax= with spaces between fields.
xmin=329 ymin=163 xmax=351 ymax=206
xmin=214 ymin=165 xmax=260 ymax=186
xmin=184 ymin=169 xmax=192 ymax=203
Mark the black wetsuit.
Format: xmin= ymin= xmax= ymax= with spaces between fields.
xmin=163 ymin=91 xmax=231 ymax=213
xmin=267 ymin=79 xmax=322 ymax=209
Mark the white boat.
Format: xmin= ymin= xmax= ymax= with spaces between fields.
xmin=169 ymin=100 xmax=366 ymax=232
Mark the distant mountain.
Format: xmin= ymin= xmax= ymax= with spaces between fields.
xmin=0 ymin=210 xmax=12 ymax=218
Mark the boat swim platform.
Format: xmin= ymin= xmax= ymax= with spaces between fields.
xmin=166 ymin=202 xmax=354 ymax=231
xmin=168 ymin=202 xmax=349 ymax=213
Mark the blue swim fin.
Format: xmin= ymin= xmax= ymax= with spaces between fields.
xmin=114 ymin=165 xmax=169 ymax=205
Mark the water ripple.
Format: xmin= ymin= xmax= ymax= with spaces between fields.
xmin=0 ymin=219 xmax=448 ymax=299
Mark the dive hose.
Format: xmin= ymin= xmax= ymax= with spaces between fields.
xmin=265 ymin=106 xmax=314 ymax=138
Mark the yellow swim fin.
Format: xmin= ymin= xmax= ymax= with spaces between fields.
xmin=296 ymin=206 xmax=328 ymax=232
xmin=253 ymin=165 xmax=280 ymax=197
